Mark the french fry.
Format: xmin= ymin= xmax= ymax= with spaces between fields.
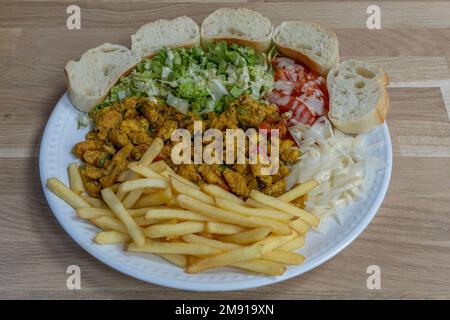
xmin=182 ymin=234 xmax=240 ymax=251
xmin=134 ymin=216 xmax=160 ymax=227
xmin=138 ymin=137 xmax=164 ymax=166
xmin=110 ymin=183 xmax=120 ymax=193
xmin=129 ymin=165 xmax=167 ymax=180
xmin=250 ymin=190 xmax=319 ymax=227
xmin=133 ymin=188 xmax=172 ymax=208
xmin=91 ymin=216 xmax=127 ymax=233
xmin=170 ymin=178 xmax=214 ymax=204
xmin=101 ymin=188 xmax=145 ymax=247
xmin=201 ymin=184 xmax=244 ymax=204
xmin=95 ymin=231 xmax=131 ymax=244
xmin=148 ymin=160 xmax=167 ymax=173
xmin=205 ymin=222 xmax=247 ymax=235
xmin=232 ymin=260 xmax=286 ymax=276
xmin=81 ymin=195 xmax=107 ymax=208
xmin=178 ymin=195 xmax=290 ymax=235
xmin=128 ymin=241 xmax=220 ymax=256
xmin=122 ymin=189 xmax=144 ymax=209
xmin=186 ymin=244 xmax=265 ymax=273
xmin=142 ymin=187 xmax=161 ymax=195
xmin=161 ymin=171 xmax=200 ymax=190
xmin=277 ymin=235 xmax=305 ymax=251
xmin=145 ymin=209 xmax=211 ymax=222
xmin=77 ymin=208 xmax=115 ymax=219
xmin=218 ymin=227 xmax=271 ymax=245
xmin=289 ymin=218 xmax=309 ymax=234
xmin=215 ymin=197 xmax=293 ymax=222
xmin=245 ymin=198 xmax=270 ymax=209
xmin=117 ymin=170 xmax=133 ymax=183
xmin=277 ymin=180 xmax=318 ymax=202
xmin=118 ymin=178 xmax=168 ymax=194
xmin=155 ymin=253 xmax=188 ymax=268
xmin=262 ymin=250 xmax=305 ymax=265
xmin=144 ymin=221 xmax=205 ymax=238
xmin=127 ymin=207 xmax=154 ymax=217
xmin=47 ymin=178 xmax=91 ymax=209
xmin=68 ymin=163 xmax=84 ymax=195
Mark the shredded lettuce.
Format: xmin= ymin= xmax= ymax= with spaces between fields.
xmin=99 ymin=42 xmax=274 ymax=115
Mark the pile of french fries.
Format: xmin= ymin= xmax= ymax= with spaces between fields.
xmin=47 ymin=138 xmax=319 ymax=276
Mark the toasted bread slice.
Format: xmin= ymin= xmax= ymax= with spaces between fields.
xmin=65 ymin=43 xmax=140 ymax=112
xmin=201 ymin=8 xmax=273 ymax=53
xmin=273 ymin=21 xmax=339 ymax=75
xmin=132 ymin=16 xmax=200 ymax=58
xmin=327 ymin=60 xmax=389 ymax=134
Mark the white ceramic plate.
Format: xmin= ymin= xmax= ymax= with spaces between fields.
xmin=40 ymin=92 xmax=392 ymax=291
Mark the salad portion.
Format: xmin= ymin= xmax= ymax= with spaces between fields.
xmin=100 ymin=42 xmax=274 ymax=115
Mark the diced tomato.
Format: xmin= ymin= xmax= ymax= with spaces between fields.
xmin=266 ymin=57 xmax=329 ymax=126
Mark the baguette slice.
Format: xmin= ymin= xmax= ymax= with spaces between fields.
xmin=65 ymin=43 xmax=140 ymax=112
xmin=132 ymin=16 xmax=200 ymax=58
xmin=327 ymin=60 xmax=389 ymax=134
xmin=273 ymin=21 xmax=339 ymax=75
xmin=201 ymin=8 xmax=273 ymax=53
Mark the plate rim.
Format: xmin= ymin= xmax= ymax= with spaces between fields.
xmin=39 ymin=92 xmax=393 ymax=292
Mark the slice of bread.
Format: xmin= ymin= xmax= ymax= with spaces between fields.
xmin=65 ymin=43 xmax=140 ymax=112
xmin=132 ymin=16 xmax=200 ymax=58
xmin=327 ymin=60 xmax=389 ymax=135
xmin=273 ymin=21 xmax=339 ymax=75
xmin=201 ymin=8 xmax=273 ymax=53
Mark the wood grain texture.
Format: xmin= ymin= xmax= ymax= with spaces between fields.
xmin=0 ymin=1 xmax=450 ymax=299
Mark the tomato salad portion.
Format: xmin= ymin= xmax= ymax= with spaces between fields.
xmin=266 ymin=57 xmax=329 ymax=127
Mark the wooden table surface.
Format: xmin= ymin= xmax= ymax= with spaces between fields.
xmin=1 ymin=1 xmax=450 ymax=300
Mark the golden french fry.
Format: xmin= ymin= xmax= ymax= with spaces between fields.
xmin=182 ymin=234 xmax=240 ymax=251
xmin=133 ymin=188 xmax=172 ymax=208
xmin=232 ymin=259 xmax=286 ymax=276
xmin=170 ymin=178 xmax=214 ymax=204
xmin=155 ymin=253 xmax=188 ymax=268
xmin=101 ymin=188 xmax=145 ymax=247
xmin=186 ymin=244 xmax=265 ymax=273
xmin=166 ymin=199 xmax=178 ymax=207
xmin=205 ymin=222 xmax=247 ymax=235
xmin=277 ymin=180 xmax=318 ymax=202
xmin=47 ymin=178 xmax=91 ymax=209
xmin=178 ymin=195 xmax=290 ymax=235
xmin=118 ymin=178 xmax=168 ymax=194
xmin=117 ymin=170 xmax=133 ymax=183
xmin=145 ymin=209 xmax=211 ymax=222
xmin=142 ymin=187 xmax=161 ymax=195
xmin=277 ymin=235 xmax=305 ymax=251
xmin=95 ymin=231 xmax=131 ymax=244
xmin=81 ymin=195 xmax=107 ymax=208
xmin=144 ymin=221 xmax=205 ymax=238
xmin=289 ymin=218 xmax=308 ymax=234
xmin=250 ymin=190 xmax=319 ymax=227
xmin=262 ymin=250 xmax=305 ymax=265
xmin=134 ymin=216 xmax=160 ymax=227
xmin=161 ymin=171 xmax=200 ymax=190
xmin=218 ymin=227 xmax=271 ymax=245
xmin=148 ymin=160 xmax=167 ymax=173
xmin=77 ymin=208 xmax=114 ymax=219
xmin=245 ymin=198 xmax=270 ymax=209
xmin=128 ymin=240 xmax=220 ymax=256
xmin=201 ymin=184 xmax=244 ymax=204
xmin=127 ymin=207 xmax=154 ymax=217
xmin=256 ymin=236 xmax=284 ymax=254
xmin=138 ymin=138 xmax=164 ymax=166
xmin=68 ymin=162 xmax=84 ymax=195
xmin=215 ymin=198 xmax=293 ymax=222
xmin=129 ymin=165 xmax=167 ymax=180
xmin=91 ymin=216 xmax=127 ymax=233
xmin=122 ymin=189 xmax=144 ymax=209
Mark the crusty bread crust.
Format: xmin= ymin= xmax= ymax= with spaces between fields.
xmin=273 ymin=21 xmax=339 ymax=76
xmin=275 ymin=44 xmax=338 ymax=76
xmin=329 ymin=87 xmax=389 ymax=135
